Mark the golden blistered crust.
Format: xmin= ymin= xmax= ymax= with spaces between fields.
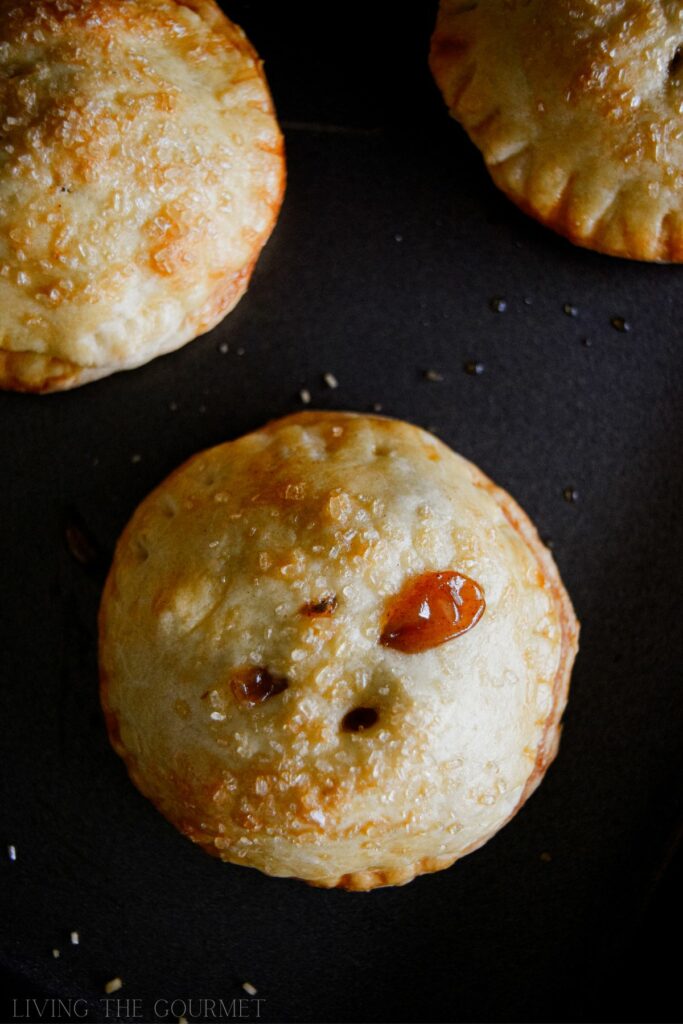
xmin=99 ymin=412 xmax=579 ymax=890
xmin=0 ymin=0 xmax=285 ymax=391
xmin=430 ymin=0 xmax=683 ymax=261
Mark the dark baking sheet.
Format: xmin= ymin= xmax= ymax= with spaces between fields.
xmin=2 ymin=3 xmax=682 ymax=1022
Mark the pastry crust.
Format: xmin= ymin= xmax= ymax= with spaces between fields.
xmin=0 ymin=0 xmax=284 ymax=391
xmin=99 ymin=412 xmax=579 ymax=890
xmin=430 ymin=0 xmax=683 ymax=261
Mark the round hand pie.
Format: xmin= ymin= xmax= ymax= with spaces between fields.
xmin=430 ymin=0 xmax=683 ymax=261
xmin=0 ymin=0 xmax=284 ymax=392
xmin=99 ymin=412 xmax=579 ymax=890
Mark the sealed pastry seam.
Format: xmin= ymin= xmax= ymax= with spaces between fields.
xmin=430 ymin=0 xmax=683 ymax=261
xmin=99 ymin=412 xmax=579 ymax=890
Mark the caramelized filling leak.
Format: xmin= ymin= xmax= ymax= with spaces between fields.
xmin=230 ymin=667 xmax=288 ymax=707
xmin=301 ymin=594 xmax=338 ymax=617
xmin=380 ymin=571 xmax=485 ymax=653
xmin=342 ymin=707 xmax=379 ymax=732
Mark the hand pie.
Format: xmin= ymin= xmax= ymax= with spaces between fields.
xmin=99 ymin=412 xmax=579 ymax=890
xmin=0 ymin=0 xmax=284 ymax=392
xmin=431 ymin=0 xmax=683 ymax=261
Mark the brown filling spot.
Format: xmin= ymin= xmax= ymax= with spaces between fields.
xmin=380 ymin=570 xmax=485 ymax=653
xmin=669 ymin=46 xmax=683 ymax=77
xmin=301 ymin=594 xmax=338 ymax=617
xmin=342 ymin=707 xmax=379 ymax=732
xmin=230 ymin=667 xmax=288 ymax=707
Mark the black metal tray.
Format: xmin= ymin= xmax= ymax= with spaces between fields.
xmin=2 ymin=4 xmax=682 ymax=1022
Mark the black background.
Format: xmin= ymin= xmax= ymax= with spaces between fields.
xmin=1 ymin=3 xmax=682 ymax=1022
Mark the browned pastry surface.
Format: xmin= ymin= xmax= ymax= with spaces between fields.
xmin=0 ymin=0 xmax=284 ymax=390
xmin=431 ymin=0 xmax=683 ymax=261
xmin=100 ymin=412 xmax=579 ymax=889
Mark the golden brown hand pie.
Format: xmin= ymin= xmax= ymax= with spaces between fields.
xmin=99 ymin=412 xmax=579 ymax=890
xmin=430 ymin=0 xmax=683 ymax=261
xmin=0 ymin=0 xmax=284 ymax=392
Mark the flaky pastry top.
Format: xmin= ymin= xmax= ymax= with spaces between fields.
xmin=431 ymin=0 xmax=683 ymax=260
xmin=0 ymin=0 xmax=283 ymax=389
xmin=100 ymin=413 xmax=578 ymax=889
